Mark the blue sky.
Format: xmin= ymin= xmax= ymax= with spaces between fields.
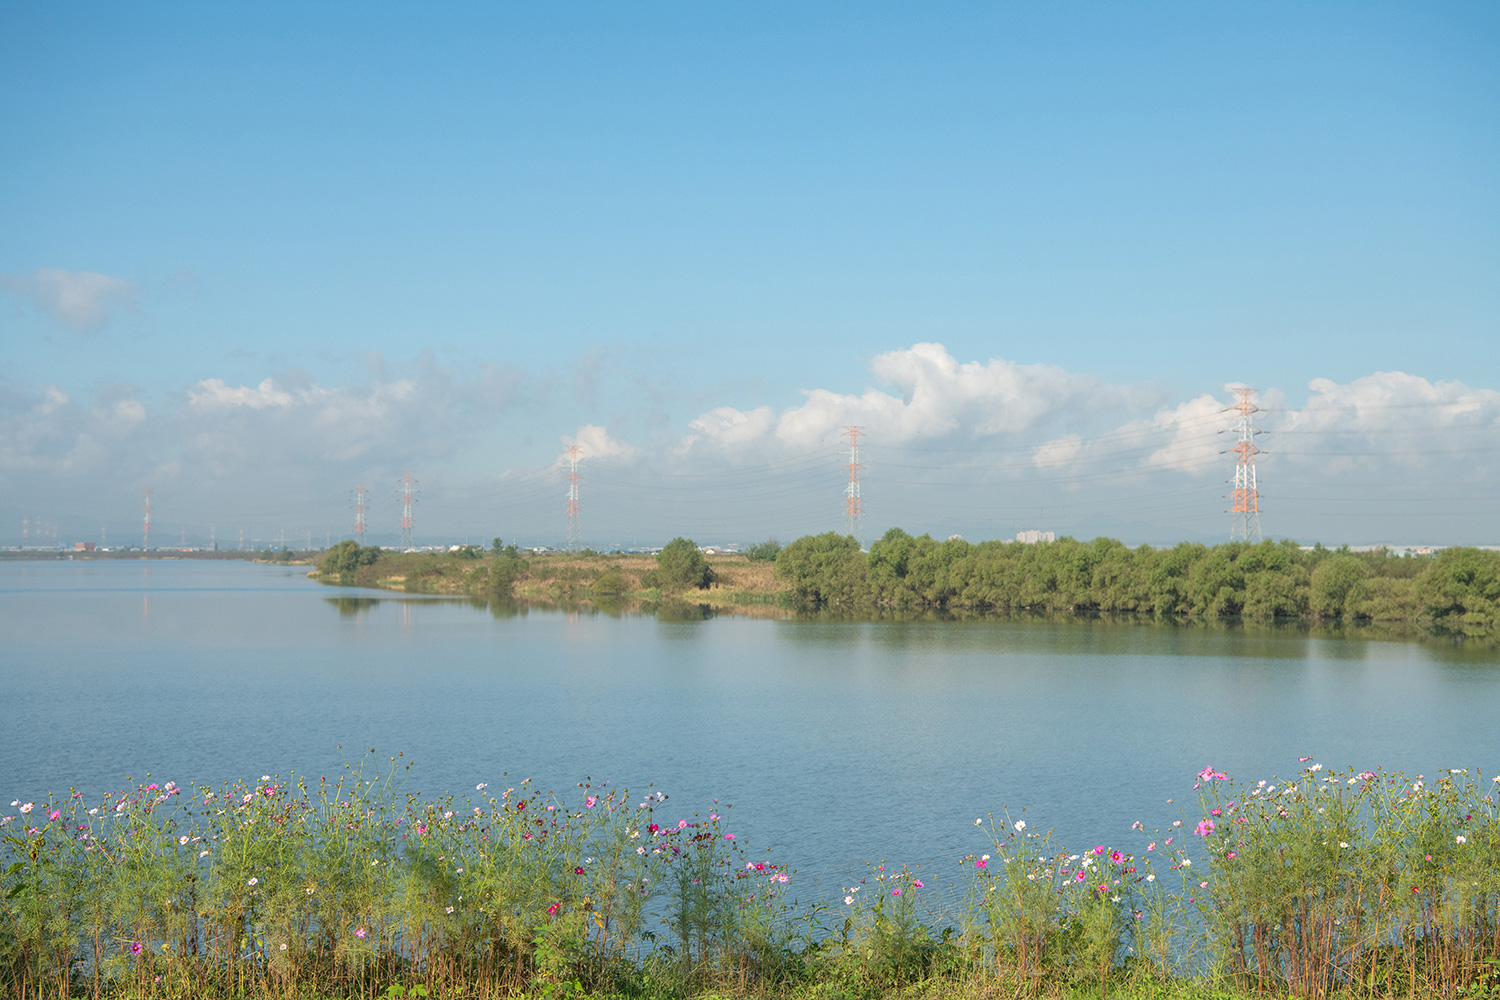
xmin=3 ymin=1 xmax=1497 ymax=549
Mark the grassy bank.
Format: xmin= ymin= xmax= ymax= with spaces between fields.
xmin=5 ymin=757 xmax=1500 ymax=999
xmin=311 ymin=546 xmax=787 ymax=618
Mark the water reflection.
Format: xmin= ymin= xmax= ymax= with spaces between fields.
xmin=320 ymin=590 xmax=1499 ymax=658
xmin=326 ymin=596 xmax=382 ymax=617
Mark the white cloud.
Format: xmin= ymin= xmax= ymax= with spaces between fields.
xmin=1138 ymin=394 xmax=1232 ymax=474
xmin=776 ymin=342 xmax=1124 ymax=446
xmin=1268 ymin=371 xmax=1500 ymax=473
xmin=1033 ymin=435 xmax=1082 ymax=469
xmin=0 ymin=383 xmax=149 ymax=481
xmin=0 ymin=267 xmax=137 ymax=331
xmin=679 ymin=405 xmax=776 ymax=451
xmin=188 ymin=378 xmax=296 ymax=410
xmin=678 ymin=343 xmax=1147 ymax=456
xmin=562 ymin=424 xmax=636 ymax=461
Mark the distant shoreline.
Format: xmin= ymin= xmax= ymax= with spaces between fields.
xmin=0 ymin=549 xmax=290 ymax=562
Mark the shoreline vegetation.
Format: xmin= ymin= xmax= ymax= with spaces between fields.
xmin=4 ymin=755 xmax=1498 ymax=1000
xmin=310 ymin=531 xmax=1500 ymax=639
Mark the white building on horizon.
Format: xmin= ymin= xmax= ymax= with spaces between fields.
xmin=1016 ymin=530 xmax=1055 ymax=545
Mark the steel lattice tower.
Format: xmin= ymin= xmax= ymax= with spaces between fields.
xmin=1226 ymin=388 xmax=1263 ymax=542
xmin=842 ymin=426 xmax=865 ymax=543
xmin=353 ymin=482 xmax=368 ymax=541
xmin=142 ymin=489 xmax=153 ymax=550
xmin=564 ymin=445 xmax=582 ymax=552
xmin=398 ymin=472 xmax=417 ymax=550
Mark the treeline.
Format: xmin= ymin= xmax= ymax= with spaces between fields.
xmin=773 ymin=529 xmax=1500 ymax=625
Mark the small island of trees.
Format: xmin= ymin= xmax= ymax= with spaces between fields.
xmin=314 ymin=529 xmax=1499 ymax=630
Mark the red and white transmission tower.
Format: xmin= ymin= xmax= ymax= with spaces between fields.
xmin=398 ymin=472 xmax=417 ymax=550
xmin=842 ymin=425 xmax=865 ymax=542
xmin=353 ymin=482 xmax=368 ymax=541
xmin=142 ymin=489 xmax=153 ymax=550
xmin=1226 ymin=388 xmax=1262 ymax=542
xmin=564 ymin=445 xmax=582 ymax=552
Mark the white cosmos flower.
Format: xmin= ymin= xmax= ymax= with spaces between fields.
xmin=1014 ymin=820 xmax=1026 ymax=832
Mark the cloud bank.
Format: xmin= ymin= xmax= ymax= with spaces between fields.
xmin=1 ymin=344 xmax=1495 ymax=546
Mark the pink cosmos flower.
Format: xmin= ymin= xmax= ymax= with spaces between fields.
xmin=891 ymin=888 xmax=901 ymax=896
xmin=912 ymin=879 xmax=923 ymax=888
xmin=548 ymin=903 xmax=559 ymax=915
xmin=1109 ymin=850 xmax=1123 ymax=864
xmin=975 ymin=858 xmax=987 ymax=869
xmin=1195 ymin=818 xmax=1216 ymax=837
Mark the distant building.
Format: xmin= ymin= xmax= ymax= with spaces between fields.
xmin=1016 ymin=530 xmax=1055 ymax=545
xmin=73 ymin=541 xmax=97 ymax=552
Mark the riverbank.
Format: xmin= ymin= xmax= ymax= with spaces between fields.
xmin=0 ymin=549 xmax=297 ymax=562
xmin=5 ymin=759 xmax=1496 ymax=1000
xmin=310 ymin=548 xmax=791 ymax=617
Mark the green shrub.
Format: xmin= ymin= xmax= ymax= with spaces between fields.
xmin=744 ymin=539 xmax=782 ymax=562
xmin=643 ymin=538 xmax=712 ymax=591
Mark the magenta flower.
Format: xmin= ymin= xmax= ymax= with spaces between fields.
xmin=354 ymin=927 xmax=368 ymax=939
xmin=130 ymin=942 xmax=143 ymax=956
xmin=1092 ymin=845 xmax=1105 ymax=856
xmin=724 ymin=833 xmax=734 ymax=841
xmin=1109 ymin=850 xmax=1123 ymax=864
xmin=890 ymin=888 xmax=901 ymax=896
xmin=1195 ymin=818 xmax=1216 ymax=837
xmin=48 ymin=810 xmax=60 ymax=821
xmin=975 ymin=858 xmax=987 ymax=869
xmin=548 ymin=903 xmax=559 ymax=915
xmin=1074 ymin=870 xmax=1086 ymax=882
xmin=911 ymin=879 xmax=923 ymax=888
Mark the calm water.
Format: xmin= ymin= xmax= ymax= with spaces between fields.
xmin=3 ymin=559 xmax=1497 ymax=899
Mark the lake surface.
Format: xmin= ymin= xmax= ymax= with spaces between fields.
xmin=3 ymin=558 xmax=1497 ymax=901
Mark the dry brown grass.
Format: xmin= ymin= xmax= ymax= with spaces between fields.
xmin=331 ymin=549 xmax=790 ymax=613
xmin=705 ymin=554 xmax=779 ymax=592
